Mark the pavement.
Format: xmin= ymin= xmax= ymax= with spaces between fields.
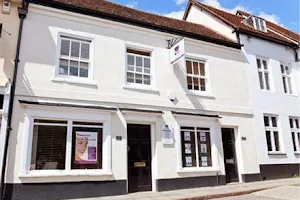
xmin=65 ymin=178 xmax=300 ymax=200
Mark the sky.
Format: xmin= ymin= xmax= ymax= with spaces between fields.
xmin=110 ymin=0 xmax=300 ymax=33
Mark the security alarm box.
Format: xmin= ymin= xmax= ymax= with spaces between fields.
xmin=2 ymin=1 xmax=11 ymax=14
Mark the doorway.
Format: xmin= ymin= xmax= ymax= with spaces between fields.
xmin=127 ymin=124 xmax=152 ymax=193
xmin=221 ymin=128 xmax=239 ymax=183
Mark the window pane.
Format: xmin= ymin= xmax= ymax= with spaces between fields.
xmin=34 ymin=119 xmax=67 ymax=124
xmin=186 ymin=61 xmax=192 ymax=74
xmin=199 ymin=63 xmax=205 ymax=76
xmin=283 ymin=77 xmax=287 ymax=93
xmin=256 ymin=59 xmax=261 ymax=69
xmin=187 ymin=76 xmax=193 ymax=90
xmin=264 ymin=116 xmax=270 ymax=127
xmin=127 ymin=72 xmax=134 ymax=83
xmin=181 ymin=130 xmax=197 ymax=167
xmin=274 ymin=131 xmax=280 ymax=151
xmin=144 ymin=75 xmax=150 ymax=85
xmin=287 ymin=77 xmax=293 ymax=94
xmin=144 ymin=68 xmax=150 ymax=74
xmin=127 ymin=55 xmax=134 ymax=66
xmin=60 ymin=39 xmax=70 ymax=56
xmin=280 ymin=65 xmax=284 ymax=73
xmin=298 ymin=133 xmax=300 ymax=148
xmin=59 ymin=59 xmax=69 ymax=75
xmin=255 ymin=17 xmax=260 ymax=29
xmin=70 ymin=61 xmax=79 ymax=76
xmin=290 ymin=118 xmax=294 ymax=128
xmin=135 ymin=74 xmax=142 ymax=84
xmin=263 ymin=60 xmax=268 ymax=70
xmin=127 ymin=65 xmax=134 ymax=72
xmin=71 ymin=126 xmax=102 ymax=169
xmin=79 ymin=62 xmax=89 ymax=78
xmin=271 ymin=117 xmax=277 ymax=127
xmin=30 ymin=124 xmax=67 ymax=170
xmin=200 ymin=78 xmax=206 ymax=91
xmin=80 ymin=43 xmax=90 ymax=59
xmin=292 ymin=132 xmax=297 ymax=151
xmin=193 ymin=77 xmax=199 ymax=90
xmin=193 ymin=62 xmax=199 ymax=75
xmin=144 ymin=57 xmax=150 ymax=68
xmin=258 ymin=72 xmax=264 ymax=89
xmin=136 ymin=66 xmax=143 ymax=73
xmin=136 ymin=56 xmax=143 ymax=67
xmin=266 ymin=131 xmax=272 ymax=151
xmin=286 ymin=66 xmax=290 ymax=75
xmin=197 ymin=131 xmax=212 ymax=167
xmin=296 ymin=119 xmax=299 ymax=129
xmin=71 ymin=41 xmax=80 ymax=58
xmin=265 ymin=73 xmax=270 ymax=90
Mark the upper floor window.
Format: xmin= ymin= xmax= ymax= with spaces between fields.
xmin=180 ymin=126 xmax=212 ymax=168
xmin=257 ymin=58 xmax=270 ymax=90
xmin=126 ymin=48 xmax=151 ymax=86
xmin=186 ymin=59 xmax=207 ymax=92
xmin=264 ymin=115 xmax=281 ymax=153
xmin=58 ymin=35 xmax=92 ymax=79
xmin=281 ymin=64 xmax=293 ymax=94
xmin=253 ymin=17 xmax=266 ymax=32
xmin=289 ymin=118 xmax=300 ymax=152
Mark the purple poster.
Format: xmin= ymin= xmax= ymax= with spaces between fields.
xmin=74 ymin=132 xmax=98 ymax=164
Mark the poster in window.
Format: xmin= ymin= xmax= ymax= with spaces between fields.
xmin=185 ymin=156 xmax=192 ymax=167
xmin=74 ymin=132 xmax=98 ymax=164
xmin=184 ymin=132 xmax=191 ymax=141
xmin=200 ymin=144 xmax=207 ymax=153
xmin=185 ymin=143 xmax=192 ymax=154
xmin=162 ymin=125 xmax=174 ymax=144
xmin=200 ymin=132 xmax=206 ymax=142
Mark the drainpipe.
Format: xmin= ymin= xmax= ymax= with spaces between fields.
xmin=0 ymin=1 xmax=28 ymax=200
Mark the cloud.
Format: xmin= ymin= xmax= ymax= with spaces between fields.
xmin=202 ymin=0 xmax=251 ymax=14
xmin=163 ymin=10 xmax=185 ymax=19
xmin=258 ymin=12 xmax=281 ymax=25
xmin=125 ymin=1 xmax=138 ymax=8
xmin=173 ymin=0 xmax=187 ymax=5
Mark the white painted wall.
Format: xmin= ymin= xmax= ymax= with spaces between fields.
xmin=240 ymin=34 xmax=300 ymax=165
xmin=5 ymin=4 xmax=260 ymax=185
xmin=185 ymin=5 xmax=237 ymax=42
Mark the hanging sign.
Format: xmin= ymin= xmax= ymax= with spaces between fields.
xmin=162 ymin=125 xmax=174 ymax=144
xmin=169 ymin=38 xmax=185 ymax=65
xmin=74 ymin=132 xmax=98 ymax=164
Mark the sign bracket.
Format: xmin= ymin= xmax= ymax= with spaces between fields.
xmin=0 ymin=23 xmax=12 ymax=38
xmin=166 ymin=37 xmax=184 ymax=49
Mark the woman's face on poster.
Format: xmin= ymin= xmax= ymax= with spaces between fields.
xmin=76 ymin=136 xmax=88 ymax=154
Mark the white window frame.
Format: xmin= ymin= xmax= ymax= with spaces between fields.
xmin=253 ymin=17 xmax=267 ymax=32
xmin=54 ymin=32 xmax=95 ymax=84
xmin=281 ymin=64 xmax=294 ymax=94
xmin=185 ymin=57 xmax=211 ymax=96
xmin=174 ymin=116 xmax=220 ymax=174
xmin=123 ymin=44 xmax=155 ymax=91
xmin=257 ymin=58 xmax=271 ymax=91
xmin=20 ymin=106 xmax=112 ymax=179
xmin=264 ymin=115 xmax=282 ymax=153
xmin=289 ymin=117 xmax=300 ymax=153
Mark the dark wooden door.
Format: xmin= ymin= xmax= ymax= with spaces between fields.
xmin=222 ymin=128 xmax=239 ymax=183
xmin=127 ymin=124 xmax=152 ymax=193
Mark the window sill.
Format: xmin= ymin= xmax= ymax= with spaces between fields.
xmin=52 ymin=77 xmax=97 ymax=86
xmin=19 ymin=170 xmax=113 ymax=178
xmin=268 ymin=152 xmax=286 ymax=155
xmin=185 ymin=91 xmax=214 ymax=98
xmin=177 ymin=167 xmax=220 ymax=174
xmin=294 ymin=152 xmax=300 ymax=155
xmin=123 ymin=85 xmax=159 ymax=94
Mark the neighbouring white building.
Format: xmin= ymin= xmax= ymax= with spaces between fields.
xmin=184 ymin=0 xmax=300 ymax=181
xmin=2 ymin=0 xmax=262 ymax=199
xmin=0 ymin=0 xmax=22 ymax=184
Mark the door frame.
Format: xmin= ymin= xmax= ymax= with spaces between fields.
xmin=221 ymin=126 xmax=242 ymax=183
xmin=124 ymin=114 xmax=158 ymax=193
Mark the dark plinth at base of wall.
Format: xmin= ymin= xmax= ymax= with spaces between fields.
xmin=241 ymin=173 xmax=261 ymax=182
xmin=156 ymin=175 xmax=226 ymax=191
xmin=260 ymin=164 xmax=300 ymax=180
xmin=3 ymin=180 xmax=127 ymax=200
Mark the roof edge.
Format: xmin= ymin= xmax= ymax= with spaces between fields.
xmin=29 ymin=0 xmax=241 ymax=49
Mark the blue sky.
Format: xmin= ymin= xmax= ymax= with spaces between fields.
xmin=111 ymin=0 xmax=299 ymax=33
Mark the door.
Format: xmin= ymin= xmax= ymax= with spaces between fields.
xmin=221 ymin=128 xmax=239 ymax=183
xmin=127 ymin=124 xmax=152 ymax=193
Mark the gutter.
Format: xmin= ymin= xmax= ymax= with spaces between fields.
xmin=30 ymin=0 xmax=242 ymax=49
xmin=0 ymin=1 xmax=28 ymax=200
